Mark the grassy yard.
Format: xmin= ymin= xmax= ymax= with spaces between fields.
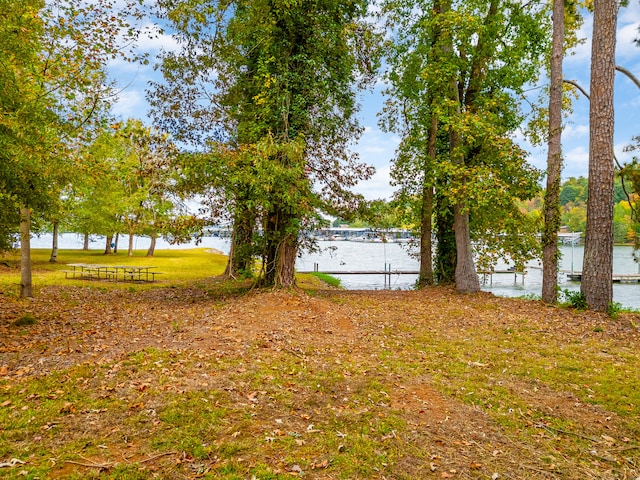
xmin=1 ymin=248 xmax=640 ymax=479
xmin=0 ymin=247 xmax=229 ymax=294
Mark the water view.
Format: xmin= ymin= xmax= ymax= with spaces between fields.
xmin=29 ymin=233 xmax=640 ymax=310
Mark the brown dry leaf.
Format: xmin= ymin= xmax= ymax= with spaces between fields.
xmin=59 ymin=402 xmax=75 ymax=414
xmin=311 ymin=459 xmax=329 ymax=469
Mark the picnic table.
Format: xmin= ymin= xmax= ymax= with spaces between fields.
xmin=63 ymin=263 xmax=162 ymax=282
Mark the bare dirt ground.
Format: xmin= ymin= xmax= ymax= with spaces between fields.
xmin=2 ymin=283 xmax=640 ymax=479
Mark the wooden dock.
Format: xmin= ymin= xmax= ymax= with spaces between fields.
xmin=298 ymin=264 xmax=526 ymax=287
xmin=565 ymin=272 xmax=640 ymax=283
xmin=298 ymin=270 xmax=420 ymax=275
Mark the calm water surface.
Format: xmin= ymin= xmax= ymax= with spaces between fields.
xmin=30 ymin=233 xmax=640 ymax=310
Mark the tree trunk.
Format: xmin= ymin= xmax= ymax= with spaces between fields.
xmin=104 ymin=235 xmax=113 ymax=254
xmin=437 ymin=0 xmax=480 ymax=293
xmin=128 ymin=230 xmax=135 ymax=256
xmin=541 ymin=0 xmax=564 ymax=304
xmin=275 ymin=233 xmax=297 ymax=288
xmin=582 ymin=0 xmax=617 ymax=312
xmin=224 ymin=204 xmax=255 ymax=278
xmin=146 ymin=232 xmax=157 ymax=257
xmin=50 ymin=221 xmax=59 ymax=263
xmin=83 ymin=233 xmax=89 ymax=250
xmin=114 ymin=232 xmax=119 ymax=253
xmin=263 ymin=207 xmax=298 ymax=288
xmin=418 ymin=184 xmax=434 ymax=287
xmin=418 ymin=115 xmax=437 ymax=288
xmin=450 ymin=120 xmax=479 ymax=293
xmin=20 ymin=207 xmax=33 ymax=298
xmin=453 ymin=204 xmax=480 ymax=293
xmin=435 ymin=184 xmax=456 ymax=284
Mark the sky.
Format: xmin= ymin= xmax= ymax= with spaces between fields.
xmin=109 ymin=1 xmax=640 ymax=201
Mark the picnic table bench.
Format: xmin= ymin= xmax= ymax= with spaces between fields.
xmin=64 ymin=264 xmax=162 ymax=282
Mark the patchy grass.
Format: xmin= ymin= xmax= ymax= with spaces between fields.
xmin=1 ymin=266 xmax=640 ymax=478
xmin=308 ymin=272 xmax=342 ymax=288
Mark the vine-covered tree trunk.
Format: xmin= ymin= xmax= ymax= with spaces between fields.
xmin=20 ymin=207 xmax=33 ymax=298
xmin=435 ymin=187 xmax=456 ymax=284
xmin=418 ymin=115 xmax=437 ymax=287
xmin=418 ymin=183 xmax=434 ymax=287
xmin=49 ymin=221 xmax=59 ymax=263
xmin=582 ymin=0 xmax=617 ymax=312
xmin=224 ymin=204 xmax=255 ymax=278
xmin=542 ymin=0 xmax=565 ymax=304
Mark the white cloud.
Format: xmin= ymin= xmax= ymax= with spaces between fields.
xmin=564 ymin=15 xmax=593 ymax=67
xmin=352 ymin=126 xmax=399 ymax=199
xmin=355 ymin=165 xmax=395 ymax=200
xmin=616 ymin=141 xmax=637 ymax=166
xmin=136 ymin=24 xmax=181 ymax=53
xmin=355 ymin=126 xmax=399 ymax=164
xmin=563 ymin=145 xmax=589 ymax=177
xmin=111 ymin=88 xmax=147 ymax=119
xmin=562 ymin=123 xmax=589 ymax=141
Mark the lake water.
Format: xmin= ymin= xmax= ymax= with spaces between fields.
xmin=29 ymin=233 xmax=640 ymax=310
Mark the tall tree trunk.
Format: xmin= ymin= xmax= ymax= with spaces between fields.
xmin=20 ymin=207 xmax=33 ymax=298
xmin=582 ymin=0 xmax=617 ymax=312
xmin=449 ymin=107 xmax=479 ymax=293
xmin=146 ymin=231 xmax=157 ymax=257
xmin=438 ymin=0 xmax=479 ymax=293
xmin=83 ymin=232 xmax=89 ymax=250
xmin=542 ymin=0 xmax=565 ymax=304
xmin=114 ymin=233 xmax=119 ymax=253
xmin=418 ymin=183 xmax=434 ymax=287
xmin=418 ymin=115 xmax=437 ymax=287
xmin=50 ymin=221 xmax=59 ymax=263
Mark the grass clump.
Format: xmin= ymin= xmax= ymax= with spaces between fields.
xmin=309 ymin=272 xmax=341 ymax=288
xmin=561 ymin=288 xmax=588 ymax=310
xmin=12 ymin=314 xmax=37 ymax=327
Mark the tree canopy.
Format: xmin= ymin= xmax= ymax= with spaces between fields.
xmin=150 ymin=0 xmax=378 ymax=286
xmin=380 ymin=0 xmax=550 ymax=290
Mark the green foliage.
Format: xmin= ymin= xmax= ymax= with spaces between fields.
xmin=151 ymin=0 xmax=378 ymax=286
xmin=380 ymin=0 xmax=550 ymax=279
xmin=607 ymin=301 xmax=622 ymax=319
xmin=561 ymin=288 xmax=588 ymax=310
xmin=1 ymin=0 xmax=147 ymax=256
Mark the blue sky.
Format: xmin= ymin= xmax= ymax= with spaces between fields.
xmin=109 ymin=1 xmax=640 ymax=200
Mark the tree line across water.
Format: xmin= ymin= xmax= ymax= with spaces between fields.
xmin=1 ymin=0 xmax=639 ymax=311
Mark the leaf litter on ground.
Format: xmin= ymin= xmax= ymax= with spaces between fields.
xmin=1 ymin=283 xmax=640 ymax=479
